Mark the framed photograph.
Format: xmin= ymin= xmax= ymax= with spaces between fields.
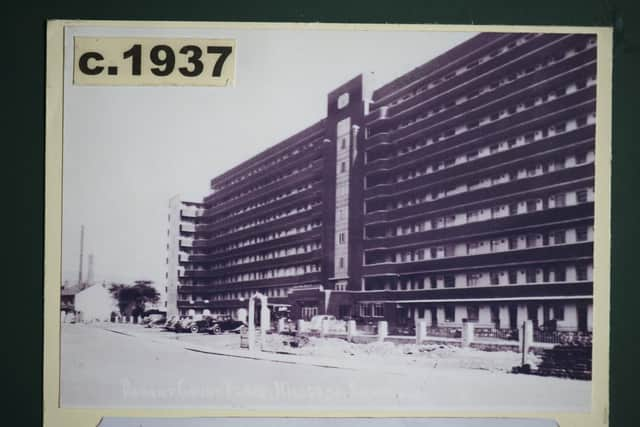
xmin=44 ymin=20 xmax=612 ymax=426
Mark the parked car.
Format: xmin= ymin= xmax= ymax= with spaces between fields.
xmin=309 ymin=314 xmax=336 ymax=331
xmin=207 ymin=318 xmax=247 ymax=334
xmin=185 ymin=316 xmax=216 ymax=334
xmin=174 ymin=316 xmax=198 ymax=333
xmin=145 ymin=317 xmax=167 ymax=328
xmin=164 ymin=316 xmax=181 ymax=331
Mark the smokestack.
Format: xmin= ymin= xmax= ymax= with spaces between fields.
xmin=78 ymin=225 xmax=84 ymax=286
xmin=87 ymin=253 xmax=94 ymax=286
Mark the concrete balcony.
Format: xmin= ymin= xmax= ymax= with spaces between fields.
xmin=180 ymin=223 xmax=196 ymax=233
xmin=179 ymin=238 xmax=194 ymax=248
xmin=180 ymin=207 xmax=203 ymax=218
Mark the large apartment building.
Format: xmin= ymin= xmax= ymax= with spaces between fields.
xmin=171 ymin=32 xmax=597 ymax=333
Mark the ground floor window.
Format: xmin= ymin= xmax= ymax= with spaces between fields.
xmin=553 ymin=304 xmax=565 ymax=321
xmin=373 ymin=303 xmax=384 ymax=317
xmin=444 ymin=305 xmax=455 ymax=322
xmin=467 ymin=305 xmax=479 ymax=321
xmin=359 ymin=303 xmax=372 ymax=317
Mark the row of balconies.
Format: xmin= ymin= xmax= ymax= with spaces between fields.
xmin=363 ymin=203 xmax=593 ymax=251
xmin=197 ymin=189 xmax=321 ymax=234
xmin=353 ymin=282 xmax=593 ymax=303
xmin=368 ymin=33 xmax=590 ymax=134
xmin=189 ymin=230 xmax=323 ymax=263
xmin=364 ymin=161 xmax=593 ymax=223
xmin=368 ymin=44 xmax=595 ymax=147
xmin=368 ymin=32 xmax=547 ymax=123
xmin=176 ymin=272 xmax=323 ymax=293
xmin=182 ymin=250 xmax=323 ymax=279
xmin=364 ymin=126 xmax=594 ymax=200
xmin=203 ymin=156 xmax=323 ymax=213
xmin=364 ymin=82 xmax=595 ymax=173
xmin=362 ymin=242 xmax=593 ymax=277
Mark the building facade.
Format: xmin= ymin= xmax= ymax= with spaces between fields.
xmin=166 ymin=196 xmax=203 ymax=319
xmin=171 ymin=32 xmax=596 ymax=333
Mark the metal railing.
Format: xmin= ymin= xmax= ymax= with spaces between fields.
xmin=426 ymin=326 xmax=462 ymax=338
xmin=474 ymin=327 xmax=519 ymax=341
xmin=533 ymin=330 xmax=592 ymax=345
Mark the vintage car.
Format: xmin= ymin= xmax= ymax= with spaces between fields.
xmin=184 ymin=316 xmax=216 ymax=334
xmin=207 ymin=318 xmax=247 ymax=335
xmin=144 ymin=317 xmax=167 ymax=328
xmin=163 ymin=316 xmax=182 ymax=331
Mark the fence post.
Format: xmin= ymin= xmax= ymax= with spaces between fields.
xmin=462 ymin=321 xmax=475 ymax=347
xmin=416 ymin=319 xmax=427 ymax=344
xmin=320 ymin=318 xmax=330 ymax=338
xmin=296 ymin=319 xmax=306 ymax=335
xmin=277 ymin=318 xmax=286 ymax=333
xmin=520 ymin=320 xmax=534 ymax=362
xmin=347 ymin=320 xmax=356 ymax=342
xmin=377 ymin=320 xmax=388 ymax=342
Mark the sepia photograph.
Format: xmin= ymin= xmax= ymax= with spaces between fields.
xmin=54 ymin=23 xmax=605 ymax=413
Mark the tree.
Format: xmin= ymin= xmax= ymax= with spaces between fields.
xmin=109 ymin=281 xmax=160 ymax=317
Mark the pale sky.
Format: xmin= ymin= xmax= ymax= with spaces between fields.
xmin=62 ymin=25 xmax=476 ymax=288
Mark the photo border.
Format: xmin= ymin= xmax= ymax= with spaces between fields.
xmin=44 ymin=19 xmax=613 ymax=427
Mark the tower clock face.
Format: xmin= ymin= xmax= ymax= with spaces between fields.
xmin=337 ymin=92 xmax=350 ymax=109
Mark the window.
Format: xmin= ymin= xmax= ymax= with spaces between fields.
xmin=524 ymin=133 xmax=535 ymax=143
xmin=467 ymin=273 xmax=480 ymax=287
xmin=576 ymin=116 xmax=587 ymax=127
xmin=360 ymin=303 xmax=372 ymax=317
xmin=339 ymin=257 xmax=344 ymax=269
xmin=509 ymin=203 xmax=518 ymax=216
xmin=490 ymin=271 xmax=500 ymax=285
xmin=430 ymin=277 xmax=438 ymax=289
xmin=554 ymin=193 xmax=566 ymax=207
xmin=444 ymin=245 xmax=456 ymax=257
xmin=338 ymin=232 xmax=345 ymax=244
xmin=553 ymin=122 xmax=567 ymax=133
xmin=430 ymin=247 xmax=438 ymax=259
xmin=508 ymin=270 xmax=518 ymax=284
xmin=467 ymin=305 xmax=479 ymax=322
xmin=526 ymin=234 xmax=539 ymax=248
xmin=373 ymin=303 xmax=384 ymax=317
xmin=340 ymin=162 xmax=346 ymax=173
xmin=555 ymin=267 xmax=566 ymax=282
xmin=554 ymin=230 xmax=566 ymax=244
xmin=576 ymin=152 xmax=587 ymax=164
xmin=576 ymin=189 xmax=588 ymax=203
xmin=526 ymin=269 xmax=538 ymax=283
xmin=341 ymin=139 xmax=346 ymax=150
xmin=509 ymin=236 xmax=519 ymax=250
xmin=553 ymin=305 xmax=565 ymax=321
xmin=444 ymin=306 xmax=455 ymax=322
xmin=576 ymin=264 xmax=588 ymax=281
xmin=444 ymin=275 xmax=455 ymax=288
xmin=526 ymin=200 xmax=538 ymax=213
xmin=576 ymin=226 xmax=589 ymax=242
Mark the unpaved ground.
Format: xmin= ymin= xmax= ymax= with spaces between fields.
xmin=61 ymin=324 xmax=590 ymax=411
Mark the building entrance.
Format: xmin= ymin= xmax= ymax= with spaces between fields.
xmin=301 ymin=306 xmax=318 ymax=320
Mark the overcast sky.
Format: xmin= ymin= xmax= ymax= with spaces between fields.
xmin=62 ymin=25 xmax=475 ymax=289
